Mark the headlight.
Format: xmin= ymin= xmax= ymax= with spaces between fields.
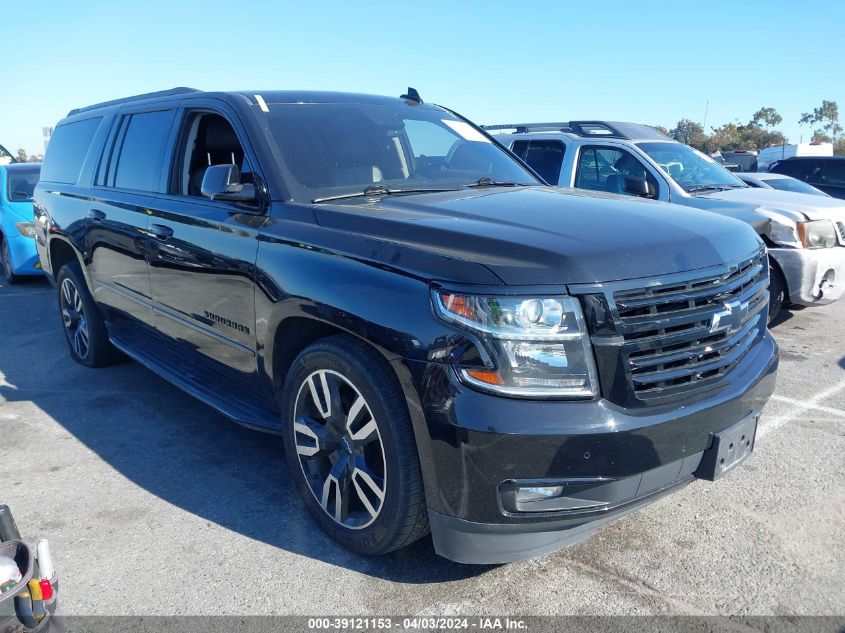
xmin=433 ymin=291 xmax=599 ymax=398
xmin=798 ymin=220 xmax=838 ymax=249
xmin=15 ymin=222 xmax=36 ymax=238
xmin=767 ymin=219 xmax=800 ymax=248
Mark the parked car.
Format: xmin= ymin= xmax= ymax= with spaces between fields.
xmin=737 ymin=171 xmax=830 ymax=197
xmin=710 ymin=151 xmax=741 ymax=172
xmin=35 ymin=89 xmax=777 ymax=564
xmin=0 ymin=163 xmax=43 ymax=283
xmin=488 ymin=121 xmax=845 ymax=319
xmin=757 ymin=142 xmax=832 ymax=172
xmin=721 ymin=150 xmax=757 ymax=172
xmin=769 ymin=156 xmax=845 ymax=200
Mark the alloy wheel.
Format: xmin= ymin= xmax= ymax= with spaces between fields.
xmin=60 ymin=278 xmax=90 ymax=359
xmin=293 ymin=369 xmax=387 ymax=529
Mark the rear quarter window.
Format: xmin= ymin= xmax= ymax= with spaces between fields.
xmin=40 ymin=117 xmax=102 ymax=184
xmin=105 ymin=110 xmax=176 ymax=192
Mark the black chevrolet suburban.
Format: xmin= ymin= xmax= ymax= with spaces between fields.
xmin=33 ymin=88 xmax=778 ymax=564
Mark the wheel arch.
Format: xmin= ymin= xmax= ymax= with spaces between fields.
xmin=265 ymin=308 xmax=442 ymax=515
xmin=48 ymin=236 xmax=92 ymax=289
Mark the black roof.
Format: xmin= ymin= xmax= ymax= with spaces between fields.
xmin=67 ymin=87 xmax=417 ymax=117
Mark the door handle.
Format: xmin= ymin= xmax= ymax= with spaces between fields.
xmin=87 ymin=209 xmax=106 ymax=221
xmin=149 ymin=224 xmax=174 ymax=240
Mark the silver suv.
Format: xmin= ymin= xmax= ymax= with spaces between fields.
xmin=486 ymin=121 xmax=845 ymax=320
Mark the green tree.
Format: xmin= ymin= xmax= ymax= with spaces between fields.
xmin=750 ymin=107 xmax=783 ymax=129
xmin=799 ymin=100 xmax=842 ymax=141
xmin=707 ymin=122 xmax=741 ymax=152
xmin=834 ymin=138 xmax=845 ymax=157
xmin=670 ymin=119 xmax=708 ymax=149
xmin=16 ymin=148 xmax=28 ymax=163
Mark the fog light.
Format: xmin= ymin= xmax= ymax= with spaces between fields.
xmin=516 ymin=485 xmax=565 ymax=503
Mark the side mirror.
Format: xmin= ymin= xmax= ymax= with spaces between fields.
xmin=623 ymin=176 xmax=656 ymax=199
xmin=200 ymin=164 xmax=256 ymax=203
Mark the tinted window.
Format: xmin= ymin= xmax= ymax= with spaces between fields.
xmin=518 ymin=140 xmax=565 ymax=185
xmin=40 ymin=117 xmax=102 ymax=184
xmin=575 ymin=146 xmax=657 ymax=196
xmin=261 ymin=103 xmax=538 ymax=202
xmin=511 ymin=141 xmax=530 ymax=160
xmin=110 ymin=110 xmax=174 ymax=192
xmin=404 ymin=119 xmax=459 ymax=158
xmin=815 ymin=160 xmax=845 ymax=187
xmin=6 ymin=168 xmax=41 ymax=201
xmin=771 ymin=159 xmax=819 ymax=181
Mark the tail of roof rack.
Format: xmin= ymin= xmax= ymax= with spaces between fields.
xmin=67 ymin=87 xmax=200 ymax=116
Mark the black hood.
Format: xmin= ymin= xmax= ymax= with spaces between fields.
xmin=313 ymin=187 xmax=763 ymax=286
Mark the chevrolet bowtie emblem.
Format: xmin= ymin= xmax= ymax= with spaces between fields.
xmin=710 ymin=299 xmax=749 ymax=334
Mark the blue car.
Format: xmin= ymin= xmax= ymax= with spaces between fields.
xmin=1 ymin=163 xmax=43 ymax=283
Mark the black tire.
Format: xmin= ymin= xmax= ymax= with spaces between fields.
xmin=280 ymin=334 xmax=429 ymax=555
xmin=1 ymin=236 xmax=22 ymax=284
xmin=56 ymin=262 xmax=123 ymax=367
xmin=768 ymin=258 xmax=787 ymax=323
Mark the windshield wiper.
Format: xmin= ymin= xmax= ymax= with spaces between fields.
xmin=465 ymin=177 xmax=528 ymax=188
xmin=686 ymin=184 xmax=732 ymax=193
xmin=312 ymin=185 xmax=459 ymax=204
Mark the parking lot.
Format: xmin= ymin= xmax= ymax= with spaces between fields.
xmin=1 ymin=277 xmax=843 ymax=616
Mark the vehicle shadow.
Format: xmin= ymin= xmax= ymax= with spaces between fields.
xmin=0 ymin=280 xmax=494 ymax=584
xmin=767 ymin=307 xmax=797 ymax=329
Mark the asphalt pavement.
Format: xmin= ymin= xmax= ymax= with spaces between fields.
xmin=1 ymin=277 xmax=843 ymax=617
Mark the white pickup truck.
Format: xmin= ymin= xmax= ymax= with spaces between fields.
xmin=485 ymin=121 xmax=845 ymax=320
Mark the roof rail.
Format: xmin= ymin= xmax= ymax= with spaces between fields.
xmin=483 ymin=120 xmax=639 ymax=139
xmin=482 ymin=122 xmax=572 ymax=133
xmin=67 ymin=87 xmax=200 ymax=116
xmin=567 ymin=121 xmax=628 ymax=138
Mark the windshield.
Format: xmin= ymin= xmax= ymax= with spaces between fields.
xmin=766 ymin=177 xmax=829 ymax=197
xmin=261 ymin=102 xmax=539 ymax=202
xmin=6 ymin=168 xmax=40 ymax=201
xmin=637 ymin=142 xmax=745 ymax=193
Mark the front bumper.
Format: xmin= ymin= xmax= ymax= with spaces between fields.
xmin=3 ymin=234 xmax=43 ymax=276
xmin=770 ymin=246 xmax=845 ymax=306
xmin=407 ymin=331 xmax=778 ymax=564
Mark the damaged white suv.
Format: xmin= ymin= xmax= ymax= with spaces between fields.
xmin=487 ymin=121 xmax=845 ymax=320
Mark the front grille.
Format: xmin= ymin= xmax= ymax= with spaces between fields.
xmin=611 ymin=250 xmax=768 ymax=404
xmin=837 ymin=222 xmax=845 ymax=245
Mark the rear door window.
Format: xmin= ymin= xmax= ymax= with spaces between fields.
xmin=512 ymin=140 xmax=565 ymax=185
xmin=40 ymin=117 xmax=102 ymax=184
xmin=815 ymin=160 xmax=845 ymax=187
xmin=103 ymin=110 xmax=175 ymax=192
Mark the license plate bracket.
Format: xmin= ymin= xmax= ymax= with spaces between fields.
xmin=695 ymin=413 xmax=758 ymax=481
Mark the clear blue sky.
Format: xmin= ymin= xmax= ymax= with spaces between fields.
xmin=2 ymin=0 xmax=843 ymax=156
